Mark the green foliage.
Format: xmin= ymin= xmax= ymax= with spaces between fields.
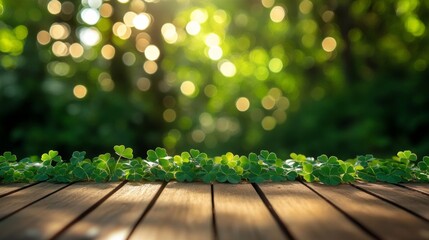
xmin=1 ymin=148 xmax=428 ymax=185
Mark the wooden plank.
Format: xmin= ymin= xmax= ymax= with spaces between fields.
xmin=259 ymin=182 xmax=372 ymax=240
xmin=214 ymin=183 xmax=286 ymax=240
xmin=0 ymin=182 xmax=120 ymax=240
xmin=307 ymin=183 xmax=429 ymax=240
xmin=354 ymin=182 xmax=429 ymax=221
xmin=58 ymin=182 xmax=162 ymax=240
xmin=400 ymin=183 xmax=429 ymax=195
xmin=0 ymin=183 xmax=34 ymax=197
xmin=129 ymin=182 xmax=212 ymax=240
xmin=0 ymin=182 xmax=68 ymax=220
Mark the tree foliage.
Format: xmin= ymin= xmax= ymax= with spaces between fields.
xmin=0 ymin=0 xmax=428 ymax=157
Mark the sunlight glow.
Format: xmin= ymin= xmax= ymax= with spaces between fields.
xmin=123 ymin=11 xmax=137 ymax=27
xmin=100 ymin=3 xmax=113 ymax=18
xmin=218 ymin=60 xmax=237 ymax=77
xmin=79 ymin=27 xmax=101 ymax=46
xmin=143 ymin=60 xmax=158 ymax=74
xmin=101 ymin=44 xmax=115 ymax=60
xmin=186 ymin=21 xmax=201 ymax=35
xmin=37 ymin=31 xmax=51 ymax=45
xmin=261 ymin=95 xmax=276 ymax=110
xmin=80 ymin=8 xmax=100 ymax=25
xmin=73 ymin=85 xmax=87 ymax=99
xmin=52 ymin=41 xmax=69 ymax=57
xmin=236 ymin=97 xmax=250 ymax=112
xmin=47 ymin=0 xmax=61 ymax=15
xmin=261 ymin=0 xmax=275 ymax=8
xmin=322 ymin=37 xmax=337 ymax=52
xmin=191 ymin=9 xmax=208 ymax=23
xmin=50 ymin=23 xmax=70 ymax=40
xmin=270 ymin=6 xmax=286 ymax=23
xmin=134 ymin=13 xmax=151 ymax=30
xmin=268 ymin=58 xmax=283 ymax=73
xmin=180 ymin=81 xmax=196 ymax=96
xmin=69 ymin=43 xmax=84 ymax=58
xmin=87 ymin=0 xmax=102 ymax=8
xmin=144 ymin=45 xmax=160 ymax=61
xmin=208 ymin=46 xmax=223 ymax=60
xmin=113 ymin=22 xmax=132 ymax=39
xmin=205 ymin=33 xmax=221 ymax=47
xmin=161 ymin=23 xmax=178 ymax=44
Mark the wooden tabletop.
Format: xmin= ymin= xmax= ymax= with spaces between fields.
xmin=0 ymin=181 xmax=428 ymax=240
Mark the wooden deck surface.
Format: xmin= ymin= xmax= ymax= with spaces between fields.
xmin=0 ymin=181 xmax=429 ymax=240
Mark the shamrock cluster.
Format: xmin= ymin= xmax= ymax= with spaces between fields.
xmin=1 ymin=146 xmax=428 ymax=185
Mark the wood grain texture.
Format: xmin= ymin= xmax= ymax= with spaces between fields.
xmin=307 ymin=183 xmax=429 ymax=240
xmin=400 ymin=183 xmax=429 ymax=195
xmin=259 ymin=182 xmax=372 ymax=240
xmin=0 ymin=182 xmax=119 ymax=240
xmin=354 ymin=182 xmax=429 ymax=221
xmin=129 ymin=182 xmax=212 ymax=240
xmin=214 ymin=183 xmax=286 ymax=240
xmin=0 ymin=182 xmax=67 ymax=220
xmin=0 ymin=183 xmax=33 ymax=197
xmin=58 ymin=182 xmax=162 ymax=240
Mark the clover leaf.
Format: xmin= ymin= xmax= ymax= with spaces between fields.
xmin=41 ymin=150 xmax=62 ymax=165
xmin=114 ymin=145 xmax=133 ymax=159
xmin=418 ymin=156 xmax=429 ymax=171
xmin=0 ymin=152 xmax=17 ymax=163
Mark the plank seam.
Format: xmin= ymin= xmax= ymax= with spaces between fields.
xmin=252 ymin=183 xmax=295 ymax=240
xmin=126 ymin=181 xmax=167 ymax=240
xmin=211 ymin=184 xmax=219 ymax=240
xmin=50 ymin=180 xmax=128 ymax=240
xmin=0 ymin=182 xmax=42 ymax=198
xmin=351 ymin=183 xmax=429 ymax=223
xmin=396 ymin=184 xmax=429 ymax=197
xmin=301 ymin=182 xmax=381 ymax=240
xmin=0 ymin=182 xmax=74 ymax=222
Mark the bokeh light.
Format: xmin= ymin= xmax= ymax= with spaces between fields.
xmin=261 ymin=116 xmax=276 ymax=131
xmin=261 ymin=0 xmax=275 ymax=8
xmin=101 ymin=44 xmax=115 ymax=60
xmin=49 ymin=23 xmax=70 ymax=40
xmin=73 ymin=85 xmax=88 ymax=99
xmin=78 ymin=27 xmax=101 ymax=46
xmin=143 ymin=60 xmax=158 ymax=74
xmin=144 ymin=45 xmax=160 ymax=61
xmin=80 ymin=8 xmax=100 ymax=25
xmin=137 ymin=77 xmax=151 ymax=91
xmin=218 ymin=60 xmax=237 ymax=77
xmin=37 ymin=31 xmax=51 ymax=45
xmin=186 ymin=21 xmax=201 ymax=35
xmin=134 ymin=13 xmax=151 ymax=30
xmin=100 ymin=3 xmax=113 ymax=18
xmin=180 ymin=81 xmax=196 ymax=96
xmin=236 ymin=97 xmax=250 ymax=112
xmin=163 ymin=109 xmax=177 ymax=123
xmin=270 ymin=6 xmax=286 ymax=23
xmin=322 ymin=37 xmax=337 ymax=52
xmin=161 ymin=23 xmax=178 ymax=44
xmin=47 ymin=0 xmax=61 ymax=15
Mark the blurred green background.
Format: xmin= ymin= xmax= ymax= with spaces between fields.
xmin=1 ymin=0 xmax=428 ymax=158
